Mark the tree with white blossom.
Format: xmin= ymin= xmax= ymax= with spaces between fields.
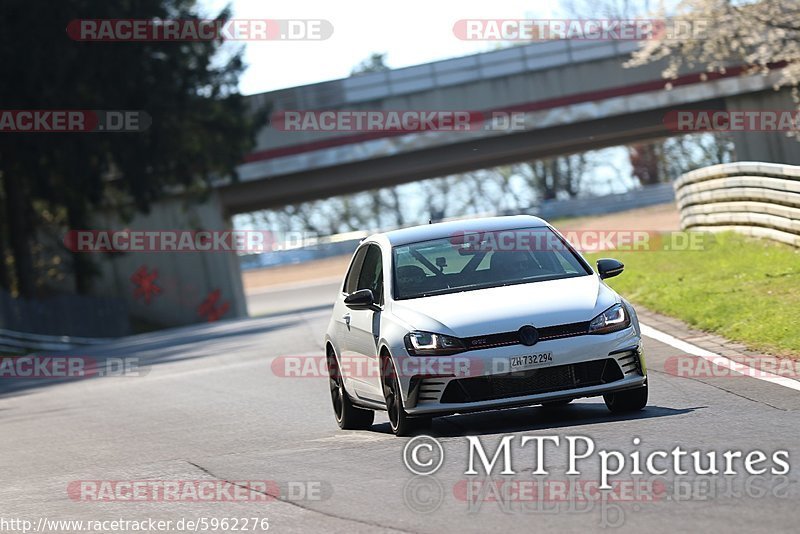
xmin=626 ymin=0 xmax=800 ymax=127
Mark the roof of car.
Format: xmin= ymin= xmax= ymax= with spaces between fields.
xmin=373 ymin=215 xmax=550 ymax=247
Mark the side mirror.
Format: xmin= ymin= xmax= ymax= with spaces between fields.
xmin=344 ymin=289 xmax=380 ymax=311
xmin=596 ymin=258 xmax=624 ymax=280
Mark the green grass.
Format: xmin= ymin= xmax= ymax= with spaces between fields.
xmin=584 ymin=232 xmax=800 ymax=356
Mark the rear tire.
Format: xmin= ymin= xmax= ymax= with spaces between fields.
xmin=604 ymin=384 xmax=648 ymax=413
xmin=382 ymin=354 xmax=431 ymax=436
xmin=328 ymin=350 xmax=374 ymax=430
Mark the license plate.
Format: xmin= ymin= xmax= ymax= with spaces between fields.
xmin=510 ymin=352 xmax=553 ymax=371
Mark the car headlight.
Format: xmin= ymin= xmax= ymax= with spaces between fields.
xmin=404 ymin=331 xmax=466 ymax=356
xmin=588 ymin=304 xmax=631 ymax=334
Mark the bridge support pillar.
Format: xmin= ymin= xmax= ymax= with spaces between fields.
xmin=725 ymin=88 xmax=800 ymax=165
xmin=88 ymin=191 xmax=248 ymax=329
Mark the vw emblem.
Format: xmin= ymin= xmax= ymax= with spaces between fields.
xmin=518 ymin=325 xmax=539 ymax=346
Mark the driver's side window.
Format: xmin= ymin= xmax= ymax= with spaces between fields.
xmin=357 ymin=245 xmax=384 ymax=304
xmin=343 ymin=247 xmax=368 ymax=294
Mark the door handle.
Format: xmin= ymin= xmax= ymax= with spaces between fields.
xmin=342 ymin=313 xmax=351 ymax=326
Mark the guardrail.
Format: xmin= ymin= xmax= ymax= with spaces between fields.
xmin=0 ymin=328 xmax=111 ymax=355
xmin=674 ymin=162 xmax=800 ymax=247
xmin=532 ymin=183 xmax=676 ymax=220
xmin=0 ymin=289 xmax=128 ymax=353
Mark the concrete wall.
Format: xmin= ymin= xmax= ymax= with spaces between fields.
xmin=675 ymin=161 xmax=800 ymax=247
xmin=89 ymin=191 xmax=247 ymax=328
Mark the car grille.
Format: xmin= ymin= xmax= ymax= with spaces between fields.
xmin=417 ymin=378 xmax=448 ymax=404
xmin=439 ymin=358 xmax=623 ymax=404
xmin=463 ymin=321 xmax=591 ymax=350
xmin=615 ymin=349 xmax=643 ymax=376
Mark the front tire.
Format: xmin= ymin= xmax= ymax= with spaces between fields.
xmin=327 ymin=350 xmax=374 ymax=430
xmin=604 ymin=383 xmax=648 ymax=413
xmin=382 ymin=354 xmax=431 ymax=436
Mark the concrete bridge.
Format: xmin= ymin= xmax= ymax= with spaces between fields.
xmin=220 ymin=39 xmax=798 ymax=213
xmin=91 ymin=39 xmax=800 ymax=328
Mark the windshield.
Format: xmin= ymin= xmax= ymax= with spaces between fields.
xmin=392 ymin=226 xmax=592 ymax=299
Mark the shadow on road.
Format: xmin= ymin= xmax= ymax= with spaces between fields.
xmin=371 ymin=403 xmax=701 ymax=437
xmin=0 ymin=315 xmax=303 ymax=399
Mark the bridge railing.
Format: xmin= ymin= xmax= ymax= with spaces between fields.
xmin=529 ymin=183 xmax=676 ymax=220
xmin=674 ymin=161 xmax=800 ymax=247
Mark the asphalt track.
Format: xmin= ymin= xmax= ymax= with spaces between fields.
xmin=1 ymin=281 xmax=799 ymax=533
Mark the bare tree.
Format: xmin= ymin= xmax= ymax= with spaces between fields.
xmin=515 ymin=153 xmax=593 ymax=201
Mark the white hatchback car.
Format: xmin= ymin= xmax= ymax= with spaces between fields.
xmin=324 ymin=216 xmax=648 ymax=436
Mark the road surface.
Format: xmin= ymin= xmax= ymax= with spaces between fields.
xmin=1 ymin=282 xmax=798 ymax=533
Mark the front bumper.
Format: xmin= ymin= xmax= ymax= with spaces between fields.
xmin=406 ymin=374 xmax=647 ymax=415
xmin=393 ymin=327 xmax=646 ymax=416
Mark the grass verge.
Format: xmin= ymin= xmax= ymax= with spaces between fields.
xmin=584 ymin=232 xmax=800 ymax=356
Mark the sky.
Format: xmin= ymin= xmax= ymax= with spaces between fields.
xmin=200 ymin=0 xmax=567 ymax=95
xmin=201 ymin=0 xmax=645 ymax=230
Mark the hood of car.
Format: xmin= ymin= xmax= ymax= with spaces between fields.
xmin=389 ymin=275 xmax=617 ymax=338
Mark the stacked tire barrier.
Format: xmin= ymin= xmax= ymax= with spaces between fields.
xmin=674 ymin=162 xmax=800 ymax=248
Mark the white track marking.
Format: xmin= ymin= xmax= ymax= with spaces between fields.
xmin=641 ymin=323 xmax=800 ymax=392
